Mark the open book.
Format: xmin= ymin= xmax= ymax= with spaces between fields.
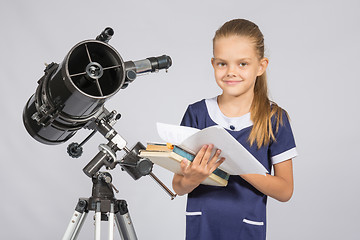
xmin=140 ymin=123 xmax=268 ymax=186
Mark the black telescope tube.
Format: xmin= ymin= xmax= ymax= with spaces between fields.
xmin=22 ymin=40 xmax=125 ymax=145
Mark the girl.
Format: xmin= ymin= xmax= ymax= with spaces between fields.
xmin=172 ymin=19 xmax=297 ymax=240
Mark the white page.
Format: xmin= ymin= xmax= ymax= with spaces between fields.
xmin=156 ymin=123 xmax=268 ymax=175
xmin=156 ymin=122 xmax=199 ymax=145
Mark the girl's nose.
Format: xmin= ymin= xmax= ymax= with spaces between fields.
xmin=226 ymin=65 xmax=237 ymax=77
xmin=226 ymin=72 xmax=236 ymax=77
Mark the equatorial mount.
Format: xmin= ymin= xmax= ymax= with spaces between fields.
xmin=66 ymin=106 xmax=176 ymax=199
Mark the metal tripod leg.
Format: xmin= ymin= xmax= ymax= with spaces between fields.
xmin=95 ymin=202 xmax=102 ymax=240
xmin=62 ymin=199 xmax=89 ymax=240
xmin=109 ymin=203 xmax=115 ymax=240
xmin=63 ymin=199 xmax=138 ymax=240
xmin=115 ymin=200 xmax=138 ymax=240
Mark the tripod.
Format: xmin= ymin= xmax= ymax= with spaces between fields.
xmin=62 ymin=172 xmax=137 ymax=240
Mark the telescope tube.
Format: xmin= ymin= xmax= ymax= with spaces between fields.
xmin=23 ymin=40 xmax=125 ymax=145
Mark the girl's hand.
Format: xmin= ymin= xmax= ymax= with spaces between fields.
xmin=180 ymin=144 xmax=225 ymax=186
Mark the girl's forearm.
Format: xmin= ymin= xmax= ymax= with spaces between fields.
xmin=240 ymin=173 xmax=293 ymax=202
xmin=241 ymin=160 xmax=293 ymax=202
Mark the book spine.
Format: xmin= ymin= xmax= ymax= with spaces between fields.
xmin=173 ymin=146 xmax=194 ymax=161
xmin=173 ymin=146 xmax=229 ymax=181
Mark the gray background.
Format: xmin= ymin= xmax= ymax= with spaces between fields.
xmin=1 ymin=0 xmax=359 ymax=239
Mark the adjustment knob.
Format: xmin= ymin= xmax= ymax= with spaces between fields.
xmin=67 ymin=142 xmax=83 ymax=158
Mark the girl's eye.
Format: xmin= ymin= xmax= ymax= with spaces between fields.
xmin=217 ymin=62 xmax=226 ymax=67
xmin=239 ymin=62 xmax=247 ymax=67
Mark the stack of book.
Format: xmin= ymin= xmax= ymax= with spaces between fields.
xmin=139 ymin=143 xmax=229 ymax=186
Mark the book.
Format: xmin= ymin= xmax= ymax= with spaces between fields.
xmin=154 ymin=123 xmax=268 ymax=176
xmin=140 ymin=143 xmax=229 ymax=187
xmin=145 ymin=142 xmax=174 ymax=152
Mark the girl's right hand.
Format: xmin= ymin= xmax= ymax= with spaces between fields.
xmin=180 ymin=144 xmax=225 ymax=185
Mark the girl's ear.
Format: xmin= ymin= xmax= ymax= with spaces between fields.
xmin=211 ymin=57 xmax=215 ymax=68
xmin=257 ymin=57 xmax=269 ymax=76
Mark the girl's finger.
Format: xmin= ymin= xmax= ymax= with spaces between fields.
xmin=209 ymin=157 xmax=226 ymax=173
xmin=208 ymin=149 xmax=222 ymax=166
xmin=192 ymin=145 xmax=208 ymax=165
xmin=200 ymin=144 xmax=214 ymax=167
xmin=180 ymin=158 xmax=190 ymax=174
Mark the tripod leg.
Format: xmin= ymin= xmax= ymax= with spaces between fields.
xmin=95 ymin=202 xmax=101 ymax=240
xmin=115 ymin=200 xmax=138 ymax=240
xmin=62 ymin=199 xmax=88 ymax=240
xmin=109 ymin=203 xmax=115 ymax=240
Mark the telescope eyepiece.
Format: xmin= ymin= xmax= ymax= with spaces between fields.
xmin=147 ymin=55 xmax=172 ymax=72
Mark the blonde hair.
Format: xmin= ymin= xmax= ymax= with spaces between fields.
xmin=213 ymin=19 xmax=286 ymax=148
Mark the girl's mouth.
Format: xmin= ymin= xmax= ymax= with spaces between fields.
xmin=223 ymin=80 xmax=243 ymax=85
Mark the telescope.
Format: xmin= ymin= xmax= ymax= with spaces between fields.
xmin=23 ymin=27 xmax=172 ymax=179
xmin=23 ymin=27 xmax=171 ymax=146
xmin=22 ymin=28 xmax=175 ymax=240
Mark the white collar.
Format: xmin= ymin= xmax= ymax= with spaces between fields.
xmin=205 ymin=96 xmax=253 ymax=131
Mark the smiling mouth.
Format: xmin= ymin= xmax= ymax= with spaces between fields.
xmin=223 ymin=80 xmax=243 ymax=85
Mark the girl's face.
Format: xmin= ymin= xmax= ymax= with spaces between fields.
xmin=212 ymin=35 xmax=268 ymax=99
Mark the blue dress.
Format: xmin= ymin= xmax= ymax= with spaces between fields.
xmin=181 ymin=97 xmax=298 ymax=240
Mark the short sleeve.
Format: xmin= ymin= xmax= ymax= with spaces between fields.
xmin=180 ymin=105 xmax=198 ymax=128
xmin=269 ymin=111 xmax=298 ymax=165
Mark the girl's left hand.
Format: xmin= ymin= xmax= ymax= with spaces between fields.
xmin=180 ymin=144 xmax=225 ymax=185
xmin=172 ymin=144 xmax=226 ymax=195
